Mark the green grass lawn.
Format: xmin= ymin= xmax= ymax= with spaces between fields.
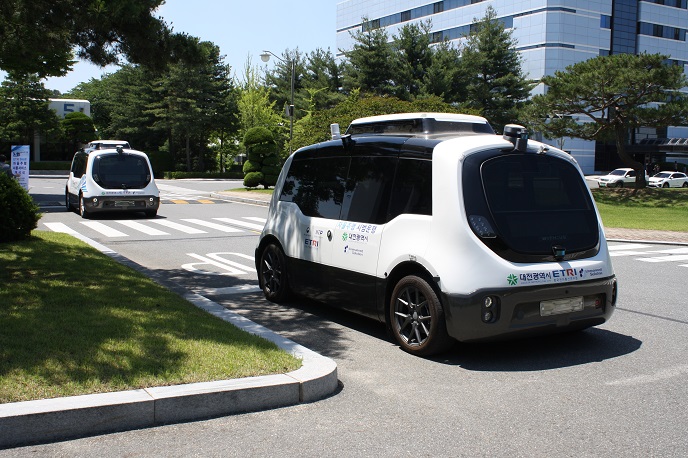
xmin=592 ymin=188 xmax=688 ymax=232
xmin=0 ymin=231 xmax=300 ymax=404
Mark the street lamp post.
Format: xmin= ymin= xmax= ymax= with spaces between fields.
xmin=260 ymin=50 xmax=295 ymax=152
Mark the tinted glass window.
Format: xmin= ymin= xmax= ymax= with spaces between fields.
xmin=280 ymin=157 xmax=348 ymax=219
xmin=480 ymin=154 xmax=598 ymax=256
xmin=340 ymin=157 xmax=396 ymax=224
xmin=388 ymin=158 xmax=432 ymax=219
xmin=71 ymin=153 xmax=87 ymax=177
xmin=93 ymin=153 xmax=152 ymax=189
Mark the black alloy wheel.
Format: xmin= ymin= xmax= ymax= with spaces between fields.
xmin=390 ymin=275 xmax=452 ymax=356
xmin=260 ymin=243 xmax=290 ymax=303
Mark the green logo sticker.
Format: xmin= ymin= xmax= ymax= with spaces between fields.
xmin=507 ymin=274 xmax=518 ymax=286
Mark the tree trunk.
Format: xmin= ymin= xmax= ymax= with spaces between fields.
xmin=615 ymin=126 xmax=646 ymax=189
xmin=185 ymin=135 xmax=191 ymax=172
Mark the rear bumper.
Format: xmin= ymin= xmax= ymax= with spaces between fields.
xmin=82 ymin=195 xmax=160 ymax=213
xmin=441 ymin=276 xmax=617 ymax=342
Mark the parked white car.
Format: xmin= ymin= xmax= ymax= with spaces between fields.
xmin=597 ymin=168 xmax=644 ymax=188
xmin=648 ymin=171 xmax=688 ymax=188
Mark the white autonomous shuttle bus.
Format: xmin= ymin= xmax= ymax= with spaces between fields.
xmin=255 ymin=113 xmax=616 ymax=356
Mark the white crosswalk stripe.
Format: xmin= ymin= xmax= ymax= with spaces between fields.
xmin=147 ymin=219 xmax=207 ymax=234
xmin=42 ymin=216 xmax=265 ymax=239
xmin=115 ymin=220 xmax=170 ymax=236
xmin=608 ymin=242 xmax=688 ymax=267
xmin=213 ymin=218 xmax=265 ymax=231
xmin=81 ymin=221 xmax=129 ymax=237
xmin=181 ymin=219 xmax=243 ymax=233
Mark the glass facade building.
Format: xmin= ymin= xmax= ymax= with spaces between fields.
xmin=336 ymin=0 xmax=688 ymax=173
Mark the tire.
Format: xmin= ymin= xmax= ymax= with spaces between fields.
xmin=616 ymin=181 xmax=623 ymax=188
xmin=389 ymin=275 xmax=452 ymax=356
xmin=663 ymin=182 xmax=670 ymax=188
xmin=79 ymin=194 xmax=89 ymax=218
xmin=145 ymin=209 xmax=157 ymax=218
xmin=682 ymin=182 xmax=687 ymax=188
xmin=65 ymin=189 xmax=72 ymax=211
xmin=259 ymin=243 xmax=291 ymax=303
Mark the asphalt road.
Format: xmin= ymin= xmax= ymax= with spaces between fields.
xmin=4 ymin=177 xmax=687 ymax=457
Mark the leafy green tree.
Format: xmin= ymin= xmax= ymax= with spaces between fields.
xmin=422 ymin=41 xmax=464 ymax=103
xmin=61 ymin=112 xmax=96 ymax=152
xmin=263 ymin=49 xmax=306 ymax=121
xmin=148 ymin=40 xmax=235 ymax=172
xmin=302 ymin=48 xmax=345 ymax=111
xmin=342 ymin=19 xmax=398 ymax=96
xmin=524 ymin=53 xmax=688 ymax=188
xmin=459 ymin=6 xmax=533 ymax=131
xmin=236 ymin=59 xmax=284 ymax=152
xmin=394 ymin=21 xmax=434 ymax=100
xmin=242 ymin=127 xmax=279 ymax=188
xmin=292 ymin=91 xmax=479 ymax=151
xmin=0 ymin=72 xmax=60 ymax=148
xmin=0 ymin=0 xmax=195 ymax=77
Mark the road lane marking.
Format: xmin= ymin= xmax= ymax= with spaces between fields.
xmin=81 ymin=221 xmax=128 ymax=237
xmin=147 ymin=220 xmax=207 ymax=234
xmin=199 ymin=284 xmax=262 ymax=295
xmin=244 ymin=217 xmax=267 ymax=223
xmin=115 ymin=220 xmax=170 ymax=236
xmin=43 ymin=222 xmax=79 ymax=235
xmin=606 ymin=365 xmax=688 ymax=386
xmin=608 ymin=244 xmax=653 ymax=251
xmin=637 ymin=254 xmax=688 ymax=263
xmin=213 ymin=217 xmax=265 ymax=231
xmin=182 ymin=253 xmax=248 ymax=275
xmin=181 ymin=219 xmax=243 ymax=233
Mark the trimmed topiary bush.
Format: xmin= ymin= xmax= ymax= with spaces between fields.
xmin=0 ymin=174 xmax=41 ymax=243
xmin=242 ymin=127 xmax=281 ymax=189
xmin=243 ymin=171 xmax=264 ymax=188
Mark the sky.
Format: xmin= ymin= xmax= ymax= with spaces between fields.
xmin=11 ymin=0 xmax=340 ymax=94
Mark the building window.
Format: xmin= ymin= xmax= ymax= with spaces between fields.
xmin=641 ymin=0 xmax=687 ymax=9
xmin=434 ymin=2 xmax=444 ymax=14
xmin=638 ymin=22 xmax=687 ymax=41
xmin=601 ymin=15 xmax=612 ymax=29
xmin=401 ymin=10 xmax=411 ymax=22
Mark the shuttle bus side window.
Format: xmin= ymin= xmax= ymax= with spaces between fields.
xmin=388 ymin=158 xmax=432 ymax=220
xmin=340 ymin=156 xmax=397 ymax=224
xmin=280 ymin=157 xmax=349 ymax=219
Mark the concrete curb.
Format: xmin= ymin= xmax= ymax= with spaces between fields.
xmin=0 ymin=237 xmax=337 ymax=450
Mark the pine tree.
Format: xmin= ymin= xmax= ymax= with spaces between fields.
xmin=459 ymin=6 xmax=533 ymax=131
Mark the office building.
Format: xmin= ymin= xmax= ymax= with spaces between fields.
xmin=336 ymin=0 xmax=688 ymax=173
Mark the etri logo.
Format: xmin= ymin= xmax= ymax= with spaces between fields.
xmin=305 ymin=239 xmax=319 ymax=247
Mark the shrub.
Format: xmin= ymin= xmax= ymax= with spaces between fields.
xmin=243 ymin=171 xmax=264 ymax=188
xmin=0 ymin=174 xmax=41 ymax=243
xmin=243 ymin=127 xmax=279 ymax=189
